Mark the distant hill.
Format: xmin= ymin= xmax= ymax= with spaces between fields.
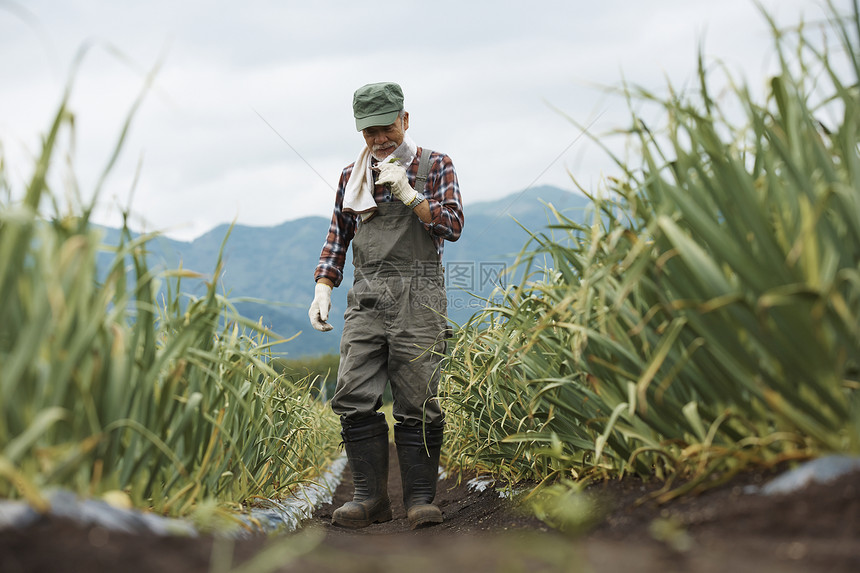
xmin=97 ymin=185 xmax=592 ymax=357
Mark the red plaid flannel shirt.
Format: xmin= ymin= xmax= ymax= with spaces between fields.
xmin=314 ymin=147 xmax=463 ymax=287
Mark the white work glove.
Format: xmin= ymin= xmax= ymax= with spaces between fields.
xmin=308 ymin=282 xmax=333 ymax=332
xmin=376 ymin=161 xmax=418 ymax=205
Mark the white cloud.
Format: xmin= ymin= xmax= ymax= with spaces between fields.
xmin=0 ymin=0 xmax=848 ymax=240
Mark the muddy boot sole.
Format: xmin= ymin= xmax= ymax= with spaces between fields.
xmin=332 ymin=501 xmax=393 ymax=529
xmin=407 ymin=503 xmax=443 ymax=530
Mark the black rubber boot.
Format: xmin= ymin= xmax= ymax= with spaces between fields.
xmin=394 ymin=423 xmax=444 ymax=530
xmin=332 ymin=413 xmax=393 ymax=528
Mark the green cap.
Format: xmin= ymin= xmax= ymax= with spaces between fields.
xmin=352 ymin=82 xmax=404 ymax=131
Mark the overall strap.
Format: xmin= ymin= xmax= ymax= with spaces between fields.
xmin=415 ymin=148 xmax=434 ymax=195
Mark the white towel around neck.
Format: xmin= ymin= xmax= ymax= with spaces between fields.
xmin=342 ymin=134 xmax=418 ymax=221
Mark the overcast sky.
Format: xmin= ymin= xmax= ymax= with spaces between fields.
xmin=0 ymin=0 xmax=843 ymax=241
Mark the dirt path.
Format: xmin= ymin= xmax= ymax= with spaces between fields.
xmin=1 ymin=444 xmax=858 ymax=572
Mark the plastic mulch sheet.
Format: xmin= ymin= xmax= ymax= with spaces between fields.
xmin=0 ymin=456 xmax=347 ymax=538
xmin=745 ymin=455 xmax=860 ymax=496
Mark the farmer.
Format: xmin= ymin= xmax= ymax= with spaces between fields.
xmin=309 ymin=82 xmax=463 ymax=529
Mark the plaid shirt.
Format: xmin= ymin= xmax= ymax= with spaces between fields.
xmin=314 ymin=147 xmax=463 ymax=287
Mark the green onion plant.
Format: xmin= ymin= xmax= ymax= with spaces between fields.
xmin=0 ymin=66 xmax=340 ymax=522
xmin=442 ymin=1 xmax=860 ymax=504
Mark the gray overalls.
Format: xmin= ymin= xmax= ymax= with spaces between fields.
xmin=332 ymin=151 xmax=447 ymax=427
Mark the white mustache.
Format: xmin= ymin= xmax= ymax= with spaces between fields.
xmin=372 ymin=142 xmax=396 ymax=152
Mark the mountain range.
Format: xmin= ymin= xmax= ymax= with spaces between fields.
xmin=99 ymin=185 xmax=592 ymax=357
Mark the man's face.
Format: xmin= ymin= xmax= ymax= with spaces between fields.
xmin=362 ymin=112 xmax=409 ymax=159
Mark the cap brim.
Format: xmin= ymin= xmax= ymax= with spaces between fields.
xmin=355 ymin=110 xmax=401 ymax=131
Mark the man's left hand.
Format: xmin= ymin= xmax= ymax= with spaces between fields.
xmin=376 ymin=161 xmax=418 ymax=205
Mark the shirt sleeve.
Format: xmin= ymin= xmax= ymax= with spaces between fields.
xmin=314 ymin=166 xmax=356 ymax=287
xmin=422 ymin=153 xmax=463 ymax=242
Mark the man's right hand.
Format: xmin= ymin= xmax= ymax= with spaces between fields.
xmin=309 ymin=282 xmax=334 ymax=332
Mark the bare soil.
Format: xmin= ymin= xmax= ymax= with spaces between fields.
xmin=1 ymin=443 xmax=858 ymax=573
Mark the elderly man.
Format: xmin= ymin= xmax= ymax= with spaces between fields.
xmin=309 ymin=82 xmax=464 ymax=529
